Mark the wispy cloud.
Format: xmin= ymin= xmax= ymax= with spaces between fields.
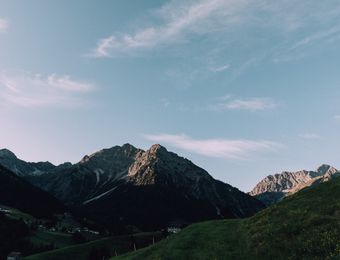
xmin=144 ymin=133 xmax=279 ymax=159
xmin=299 ymin=133 xmax=321 ymax=140
xmin=209 ymin=97 xmax=277 ymax=112
xmin=290 ymin=26 xmax=340 ymax=51
xmin=90 ymin=0 xmax=250 ymax=57
xmin=0 ymin=71 xmax=96 ymax=108
xmin=90 ymin=0 xmax=340 ymax=59
xmin=209 ymin=64 xmax=230 ymax=72
xmin=0 ymin=19 xmax=9 ymax=33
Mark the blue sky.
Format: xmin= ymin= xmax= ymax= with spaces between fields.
xmin=1 ymin=0 xmax=340 ymax=191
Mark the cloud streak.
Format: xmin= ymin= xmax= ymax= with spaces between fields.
xmin=144 ymin=133 xmax=279 ymax=159
xmin=209 ymin=97 xmax=277 ymax=112
xmin=290 ymin=26 xmax=340 ymax=51
xmin=0 ymin=19 xmax=8 ymax=33
xmin=91 ymin=0 xmax=250 ymax=57
xmin=299 ymin=133 xmax=321 ymax=140
xmin=209 ymin=64 xmax=230 ymax=72
xmin=0 ymin=71 xmax=95 ymax=108
xmin=90 ymin=0 xmax=340 ymax=59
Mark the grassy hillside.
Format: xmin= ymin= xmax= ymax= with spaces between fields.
xmin=114 ymin=178 xmax=340 ymax=260
xmin=24 ymin=232 xmax=163 ymax=260
xmin=28 ymin=231 xmax=75 ymax=249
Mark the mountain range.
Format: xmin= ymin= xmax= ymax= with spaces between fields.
xmin=250 ymin=164 xmax=340 ymax=205
xmin=0 ymin=144 xmax=264 ymax=232
xmin=1 ymin=145 xmax=339 ymax=259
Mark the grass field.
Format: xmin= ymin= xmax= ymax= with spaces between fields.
xmin=114 ymin=178 xmax=340 ymax=260
xmin=24 ymin=232 xmax=162 ymax=260
xmin=28 ymin=231 xmax=75 ymax=249
xmin=115 ymin=219 xmax=254 ymax=260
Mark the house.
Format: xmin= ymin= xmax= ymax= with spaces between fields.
xmin=7 ymin=252 xmax=22 ymax=260
xmin=167 ymin=227 xmax=181 ymax=234
xmin=166 ymin=220 xmax=187 ymax=234
xmin=0 ymin=207 xmax=11 ymax=214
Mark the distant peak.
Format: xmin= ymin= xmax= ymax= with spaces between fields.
xmin=121 ymin=143 xmax=137 ymax=150
xmin=317 ymin=164 xmax=332 ymax=173
xmin=0 ymin=148 xmax=17 ymax=159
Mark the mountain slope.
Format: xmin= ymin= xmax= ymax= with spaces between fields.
xmin=0 ymin=148 xmax=59 ymax=176
xmin=0 ymin=164 xmax=65 ymax=218
xmin=114 ymin=176 xmax=340 ymax=260
xmin=26 ymin=144 xmax=264 ymax=231
xmin=77 ymin=145 xmax=264 ymax=231
xmin=24 ymin=232 xmax=164 ymax=260
xmin=26 ymin=144 xmax=142 ymax=204
xmin=250 ymin=164 xmax=340 ymax=205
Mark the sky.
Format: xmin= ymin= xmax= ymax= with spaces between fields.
xmin=1 ymin=0 xmax=340 ymax=191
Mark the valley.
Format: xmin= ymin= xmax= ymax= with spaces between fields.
xmin=0 ymin=145 xmax=339 ymax=259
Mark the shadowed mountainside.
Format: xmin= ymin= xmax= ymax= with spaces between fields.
xmin=0 ymin=164 xmax=65 ymax=218
xmin=11 ymin=144 xmax=264 ymax=231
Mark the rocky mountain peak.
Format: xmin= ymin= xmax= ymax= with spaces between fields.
xmin=127 ymin=144 xmax=211 ymax=186
xmin=0 ymin=148 xmax=17 ymax=159
xmin=316 ymin=164 xmax=337 ymax=175
xmin=121 ymin=143 xmax=137 ymax=150
xmin=148 ymin=144 xmax=167 ymax=154
xmin=250 ymin=164 xmax=339 ymax=205
xmin=79 ymin=144 xmax=141 ymax=164
xmin=317 ymin=164 xmax=331 ymax=173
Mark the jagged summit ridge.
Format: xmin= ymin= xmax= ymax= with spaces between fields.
xmin=127 ymin=143 xmax=211 ymax=186
xmin=148 ymin=143 xmax=167 ymax=154
xmin=250 ymin=164 xmax=340 ymax=205
xmin=18 ymin=143 xmax=264 ymax=230
xmin=316 ymin=164 xmax=338 ymax=175
xmin=79 ymin=143 xmax=141 ymax=163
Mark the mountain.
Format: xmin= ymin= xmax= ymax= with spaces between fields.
xmin=114 ymin=174 xmax=340 ymax=260
xmin=0 ymin=148 xmax=71 ymax=176
xmin=250 ymin=164 xmax=340 ymax=205
xmin=0 ymin=164 xmax=65 ymax=218
xmin=25 ymin=143 xmax=142 ymax=204
xmin=25 ymin=144 xmax=265 ymax=231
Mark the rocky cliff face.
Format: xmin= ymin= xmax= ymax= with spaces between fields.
xmin=250 ymin=164 xmax=340 ymax=205
xmin=128 ymin=144 xmax=212 ymax=186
